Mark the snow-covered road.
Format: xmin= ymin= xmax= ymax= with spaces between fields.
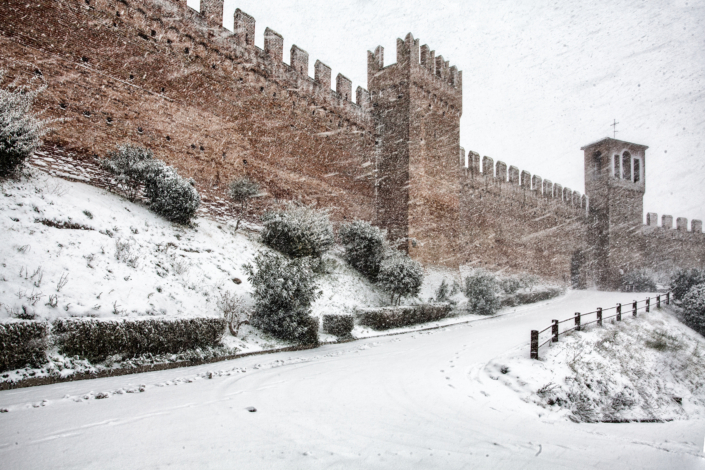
xmin=1 ymin=290 xmax=703 ymax=469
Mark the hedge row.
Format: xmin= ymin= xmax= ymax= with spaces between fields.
xmin=52 ymin=317 xmax=227 ymax=362
xmin=356 ymin=303 xmax=452 ymax=331
xmin=299 ymin=316 xmax=320 ymax=347
xmin=322 ymin=314 xmax=354 ymax=337
xmin=500 ymin=287 xmax=562 ymax=307
xmin=0 ymin=321 xmax=48 ymax=372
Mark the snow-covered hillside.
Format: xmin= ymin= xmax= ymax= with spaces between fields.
xmin=0 ymin=172 xmax=390 ymax=348
xmin=0 ymin=170 xmax=570 ymax=383
xmin=487 ymin=305 xmax=705 ymax=423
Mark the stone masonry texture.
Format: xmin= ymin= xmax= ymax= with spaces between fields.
xmin=0 ymin=0 xmax=702 ymax=288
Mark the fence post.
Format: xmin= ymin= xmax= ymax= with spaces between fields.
xmin=530 ymin=330 xmax=539 ymax=360
xmin=616 ymin=303 xmax=622 ymax=321
xmin=667 ymin=292 xmax=670 ymax=305
xmin=632 ymin=300 xmax=637 ymax=317
xmin=597 ymin=307 xmax=602 ymax=326
xmin=646 ymin=297 xmax=650 ymax=312
xmin=552 ymin=320 xmax=559 ymax=342
xmin=575 ymin=312 xmax=581 ymax=331
xmin=657 ymin=295 xmax=661 ymax=309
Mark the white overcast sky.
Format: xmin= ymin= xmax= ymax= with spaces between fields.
xmin=188 ymin=0 xmax=705 ymax=224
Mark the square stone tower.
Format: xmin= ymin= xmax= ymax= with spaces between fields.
xmin=582 ymin=137 xmax=648 ymax=289
xmin=368 ymin=34 xmax=463 ymax=266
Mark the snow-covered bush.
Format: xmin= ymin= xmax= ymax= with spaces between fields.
xmin=620 ymin=269 xmax=656 ymax=292
xmin=299 ymin=316 xmax=320 ymax=347
xmin=0 ymin=321 xmax=48 ymax=372
xmin=682 ymin=284 xmax=705 ymax=334
xmin=243 ymin=250 xmax=321 ymax=343
xmin=217 ymin=291 xmax=251 ymax=336
xmin=500 ymin=276 xmax=522 ymax=295
xmin=143 ymin=162 xmax=200 ymax=224
xmin=500 ymin=287 xmax=562 ymax=307
xmin=322 ymin=314 xmax=354 ymax=338
xmin=376 ymin=252 xmax=424 ymax=305
xmin=463 ymin=270 xmax=500 ymax=315
xmin=339 ymin=220 xmax=388 ymax=281
xmin=357 ymin=304 xmax=452 ymax=330
xmin=100 ymin=144 xmax=157 ymax=201
xmin=434 ymin=279 xmax=459 ymax=306
xmin=671 ymin=268 xmax=705 ymax=301
xmin=0 ymin=72 xmax=49 ymax=177
xmin=99 ymin=145 xmax=199 ymax=223
xmin=519 ymin=273 xmax=540 ymax=292
xmin=435 ymin=279 xmax=450 ymax=302
xmin=52 ymin=317 xmax=225 ymax=362
xmin=260 ymin=203 xmax=334 ymax=259
xmin=229 ymin=176 xmax=259 ymax=209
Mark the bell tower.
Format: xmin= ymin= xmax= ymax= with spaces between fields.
xmin=582 ymin=137 xmax=648 ymax=289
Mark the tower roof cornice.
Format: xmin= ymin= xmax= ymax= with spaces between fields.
xmin=580 ymin=137 xmax=649 ymax=150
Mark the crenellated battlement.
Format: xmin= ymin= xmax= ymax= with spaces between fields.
xmin=459 ymin=149 xmax=588 ymax=214
xmin=645 ymin=212 xmax=703 ymax=234
xmin=91 ymin=0 xmax=374 ymax=124
xmin=367 ymin=33 xmax=462 ymax=114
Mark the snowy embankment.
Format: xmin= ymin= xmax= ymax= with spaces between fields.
xmin=0 ymin=173 xmax=384 ymax=364
xmin=1 ymin=171 xmax=521 ymax=382
xmin=0 ymin=290 xmax=702 ymax=469
xmin=486 ymin=303 xmax=705 ymax=423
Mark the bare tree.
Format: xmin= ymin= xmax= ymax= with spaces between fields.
xmin=228 ymin=176 xmax=259 ymax=230
xmin=217 ymin=291 xmax=251 ymax=336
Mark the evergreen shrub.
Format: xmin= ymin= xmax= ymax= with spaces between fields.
xmin=260 ymin=203 xmax=334 ymax=259
xmin=620 ymin=269 xmax=657 ymax=292
xmin=463 ymin=270 xmax=501 ymax=315
xmin=499 ymin=276 xmax=522 ymax=295
xmin=322 ymin=314 xmax=354 ymax=337
xmin=500 ymin=287 xmax=562 ymax=307
xmin=0 ymin=321 xmax=48 ymax=372
xmin=52 ymin=317 xmax=225 ymax=362
xmin=243 ymin=250 xmax=321 ymax=343
xmin=144 ymin=162 xmax=200 ymax=224
xmin=357 ymin=304 xmax=452 ymax=330
xmin=100 ymin=144 xmax=156 ymax=201
xmin=339 ymin=220 xmax=387 ymax=281
xmin=376 ymin=252 xmax=424 ymax=306
xmin=229 ymin=176 xmax=259 ymax=209
xmin=671 ymin=269 xmax=705 ymax=301
xmin=0 ymin=72 xmax=48 ymax=177
xmin=682 ymin=284 xmax=705 ymax=334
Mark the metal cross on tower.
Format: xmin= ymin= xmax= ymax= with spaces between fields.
xmin=611 ymin=119 xmax=619 ymax=138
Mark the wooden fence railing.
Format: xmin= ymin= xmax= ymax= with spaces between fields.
xmin=530 ymin=292 xmax=670 ymax=360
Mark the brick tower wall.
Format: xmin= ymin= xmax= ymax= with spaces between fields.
xmin=369 ymin=34 xmax=463 ymax=267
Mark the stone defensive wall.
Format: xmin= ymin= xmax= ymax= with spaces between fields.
xmin=3 ymin=0 xmax=702 ymax=281
xmin=457 ymin=150 xmax=589 ymax=279
xmin=641 ymin=213 xmax=705 ymax=273
xmin=0 ymin=0 xmax=377 ymax=220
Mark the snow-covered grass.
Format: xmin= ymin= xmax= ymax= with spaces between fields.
xmin=0 ymin=171 xmax=465 ymax=381
xmin=0 ymin=170 xmax=573 ymax=385
xmin=486 ymin=305 xmax=705 ymax=423
xmin=0 ymin=171 xmax=394 ymax=324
